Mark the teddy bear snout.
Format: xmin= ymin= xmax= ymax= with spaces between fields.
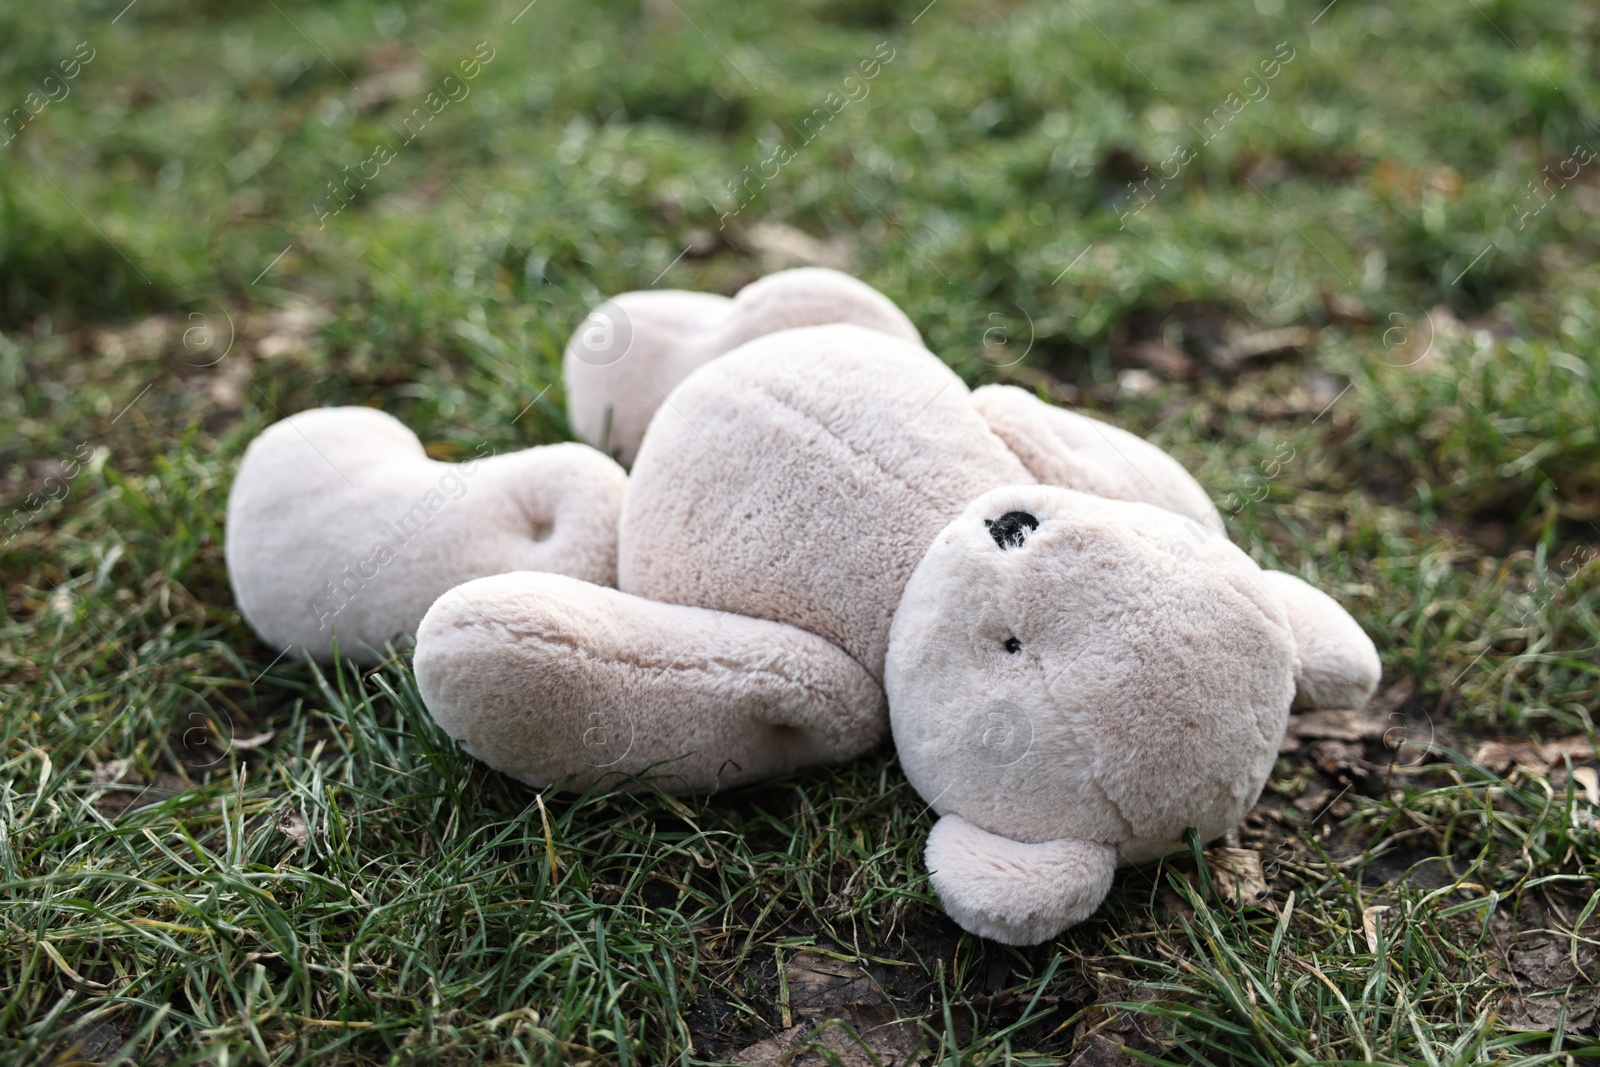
xmin=983 ymin=510 xmax=1038 ymax=550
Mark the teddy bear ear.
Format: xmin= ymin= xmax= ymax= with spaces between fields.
xmin=1259 ymin=572 xmax=1381 ymax=711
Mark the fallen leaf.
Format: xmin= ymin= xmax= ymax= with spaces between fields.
xmin=1207 ymin=326 xmax=1313 ymax=371
xmin=278 ymin=810 xmax=309 ymax=846
xmin=784 ymin=950 xmax=884 ymax=1015
xmin=684 ymin=226 xmax=722 ymax=258
xmin=741 ymin=221 xmax=855 ymax=272
xmin=1498 ymin=991 xmax=1600 ymax=1034
xmin=207 ymin=358 xmax=252 ymax=415
xmin=1362 ymin=905 xmax=1392 ymax=953
xmin=1573 ymin=766 xmax=1600 ymax=806
xmin=1372 ymin=161 xmax=1464 ymax=204
xmin=730 ymin=1016 xmax=921 ymax=1067
xmin=356 ymin=69 xmax=428 ymax=113
xmin=1290 ymin=707 xmax=1387 ymax=743
xmin=1472 ymin=736 xmax=1596 ymax=775
xmin=355 ymin=42 xmax=429 ymax=112
xmin=1204 ymin=847 xmax=1269 ymax=906
xmin=1119 ymin=339 xmax=1198 ymax=378
xmin=1498 ymin=936 xmax=1600 ymax=1032
xmin=91 ymin=315 xmax=177 ymax=362
xmin=1307 ymin=739 xmax=1366 ymax=778
xmin=92 ymin=758 xmax=132 ymax=785
xmin=1070 ymin=1034 xmax=1137 ymax=1067
xmin=1116 ymin=368 xmax=1162 ymax=398
xmin=1320 ymin=289 xmax=1373 ymax=326
xmin=1293 ymin=781 xmax=1336 ymax=815
xmin=729 ymin=951 xmax=920 ymax=1066
xmin=1509 ymin=938 xmax=1593 ymax=987
xmin=1393 ymin=305 xmax=1464 ymax=370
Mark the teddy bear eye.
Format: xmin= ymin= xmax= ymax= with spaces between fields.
xmin=984 ymin=511 xmax=1038 ymax=550
xmin=1004 ymin=637 xmax=1022 ymax=654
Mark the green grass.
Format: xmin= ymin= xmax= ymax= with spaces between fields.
xmin=4 ymin=0 xmax=1600 ymax=1061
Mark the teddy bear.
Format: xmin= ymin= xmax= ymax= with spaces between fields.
xmin=226 ymin=267 xmax=1380 ymax=945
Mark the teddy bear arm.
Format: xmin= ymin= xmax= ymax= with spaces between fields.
xmin=705 ymin=267 xmax=920 ymax=354
xmin=1259 ymin=571 xmax=1381 ymax=710
xmin=565 ymin=270 xmax=920 ymax=466
xmin=413 ymin=571 xmax=887 ymax=794
xmin=925 ymin=814 xmax=1118 ymax=946
xmin=970 ymin=384 xmax=1222 ymax=532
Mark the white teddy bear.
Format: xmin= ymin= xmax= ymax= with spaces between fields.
xmin=227 ymin=267 xmax=1379 ymax=944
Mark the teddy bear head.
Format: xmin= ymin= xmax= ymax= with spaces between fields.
xmin=886 ymin=483 xmax=1373 ymax=944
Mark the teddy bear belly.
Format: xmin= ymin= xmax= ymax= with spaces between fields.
xmin=615 ymin=324 xmax=1033 ymax=680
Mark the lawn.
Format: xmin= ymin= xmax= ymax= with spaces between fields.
xmin=3 ymin=0 xmax=1600 ymax=1062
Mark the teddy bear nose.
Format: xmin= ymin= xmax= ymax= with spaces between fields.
xmin=984 ymin=511 xmax=1038 ymax=550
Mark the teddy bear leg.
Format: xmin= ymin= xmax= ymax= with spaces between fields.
xmin=226 ymin=407 xmax=627 ymax=664
xmin=925 ymin=814 xmax=1117 ymax=946
xmin=413 ymin=571 xmax=887 ymax=794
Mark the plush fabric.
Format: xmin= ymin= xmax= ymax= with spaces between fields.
xmin=227 ymin=270 xmax=1383 ymax=945
xmin=1260 ymin=571 xmax=1383 ymax=709
xmin=415 ymin=571 xmax=885 ymax=792
xmin=564 ymin=267 xmax=920 ymax=465
xmin=925 ymin=814 xmax=1117 ymax=946
xmin=618 ymin=324 xmax=1032 ymax=680
xmin=886 ymin=486 xmax=1295 ymax=870
xmin=970 ymin=384 xmax=1224 ymax=532
xmin=225 ymin=406 xmax=626 ymax=663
